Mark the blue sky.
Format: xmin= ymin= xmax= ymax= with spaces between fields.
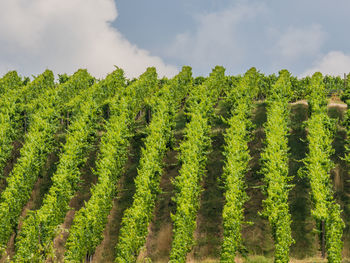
xmin=0 ymin=0 xmax=349 ymax=78
xmin=114 ymin=0 xmax=350 ymax=76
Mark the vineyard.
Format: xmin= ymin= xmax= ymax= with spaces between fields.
xmin=0 ymin=66 xmax=349 ymax=263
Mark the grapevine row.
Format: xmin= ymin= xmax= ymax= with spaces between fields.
xmin=169 ymin=66 xmax=226 ymax=263
xmin=220 ymin=68 xmax=259 ymax=262
xmin=64 ymin=67 xmax=158 ymax=262
xmin=0 ymin=71 xmax=50 ymax=181
xmin=114 ymin=66 xmax=192 ymax=263
xmin=260 ymin=70 xmax=294 ymax=263
xmin=301 ymin=72 xmax=344 ymax=263
xmin=0 ymin=69 xmax=94 ymax=254
xmin=0 ymin=69 xmax=93 ymax=187
xmin=0 ymin=70 xmax=60 ymax=252
xmin=14 ymin=69 xmax=125 ymax=262
xmin=0 ymin=71 xmax=24 ymax=96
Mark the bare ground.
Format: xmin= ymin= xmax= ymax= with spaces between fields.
xmin=92 ymin=131 xmax=145 ymax=263
xmin=1 ymin=148 xmax=60 ymax=262
xmin=47 ymin=139 xmax=100 ymax=263
xmin=3 ymin=101 xmax=350 ymax=262
xmin=138 ymin=148 xmax=180 ymax=262
xmin=0 ymin=140 xmax=23 ymax=192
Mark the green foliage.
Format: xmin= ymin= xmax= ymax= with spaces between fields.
xmin=58 ymin=73 xmax=70 ymax=84
xmin=325 ymin=203 xmax=345 ymax=263
xmin=22 ymin=76 xmax=30 ymax=86
xmin=289 ymin=74 xmax=343 ymax=102
xmin=21 ymin=70 xmax=55 ymax=108
xmin=0 ymin=71 xmax=23 ymax=94
xmin=64 ymin=68 xmax=123 ymax=118
xmin=114 ymin=66 xmax=192 ymax=263
xmin=64 ymin=67 xmax=160 ymax=262
xmin=0 ymin=71 xmax=25 ymax=174
xmin=0 ymin=70 xmax=59 ymax=252
xmin=220 ymin=68 xmax=258 ymax=262
xmin=306 ymin=72 xmax=327 ymax=113
xmin=65 ymin=103 xmax=132 ymax=262
xmin=340 ymin=73 xmax=350 ymax=104
xmin=170 ymin=66 xmax=193 ymax=109
xmin=169 ymin=108 xmax=211 ymax=263
xmin=261 ymin=104 xmax=293 ymax=262
xmin=56 ymin=69 xmax=95 ymax=110
xmin=225 ymin=75 xmax=241 ymax=96
xmin=0 ymin=69 xmax=56 ymax=151
xmin=259 ymin=71 xmax=294 ymax=263
xmin=343 ymin=108 xmax=350 ymax=138
xmin=115 ymin=98 xmax=172 ymax=263
xmin=301 ymin=73 xmax=344 ymax=262
xmin=0 ymin=66 xmax=348 ymax=262
xmin=128 ymin=67 xmax=158 ymax=112
xmin=206 ymin=65 xmax=227 ymax=99
xmin=290 ymin=76 xmax=311 ymax=101
xmin=193 ymin=76 xmax=206 ymax=86
xmin=323 ymin=75 xmax=343 ymax=96
xmin=16 ymin=103 xmax=99 ymax=261
xmin=226 ymin=67 xmax=259 ymax=108
xmin=220 ymin=105 xmax=251 ymax=262
xmin=302 ymin=113 xmax=335 ymax=220
xmin=15 ymin=104 xmax=98 ymax=261
xmin=0 ymin=103 xmax=57 ymax=252
xmin=257 ymin=72 xmax=277 ymax=100
xmin=14 ymin=70 xmax=126 ymax=262
xmin=268 ymin=70 xmax=293 ymax=102
xmin=169 ymin=66 xmax=225 ymax=263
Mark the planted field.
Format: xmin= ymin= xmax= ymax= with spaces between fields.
xmin=0 ymin=67 xmax=349 ymax=263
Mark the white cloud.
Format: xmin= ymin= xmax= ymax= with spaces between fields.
xmin=275 ymin=24 xmax=326 ymax=60
xmin=302 ymin=51 xmax=350 ymax=77
xmin=164 ymin=2 xmax=267 ymax=72
xmin=0 ymin=0 xmax=178 ymax=78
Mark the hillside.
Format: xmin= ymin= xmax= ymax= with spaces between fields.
xmin=0 ymin=68 xmax=349 ymax=263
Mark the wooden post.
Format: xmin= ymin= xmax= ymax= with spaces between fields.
xmin=66 ymin=111 xmax=69 ymax=128
xmin=38 ymin=220 xmax=42 ymax=248
xmin=135 ymin=110 xmax=142 ymax=121
xmin=24 ymin=112 xmax=27 ymax=133
xmin=321 ymin=220 xmax=325 ymax=258
xmin=147 ymin=108 xmax=151 ymax=124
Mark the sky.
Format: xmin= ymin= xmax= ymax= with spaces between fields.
xmin=0 ymin=0 xmax=350 ymax=79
